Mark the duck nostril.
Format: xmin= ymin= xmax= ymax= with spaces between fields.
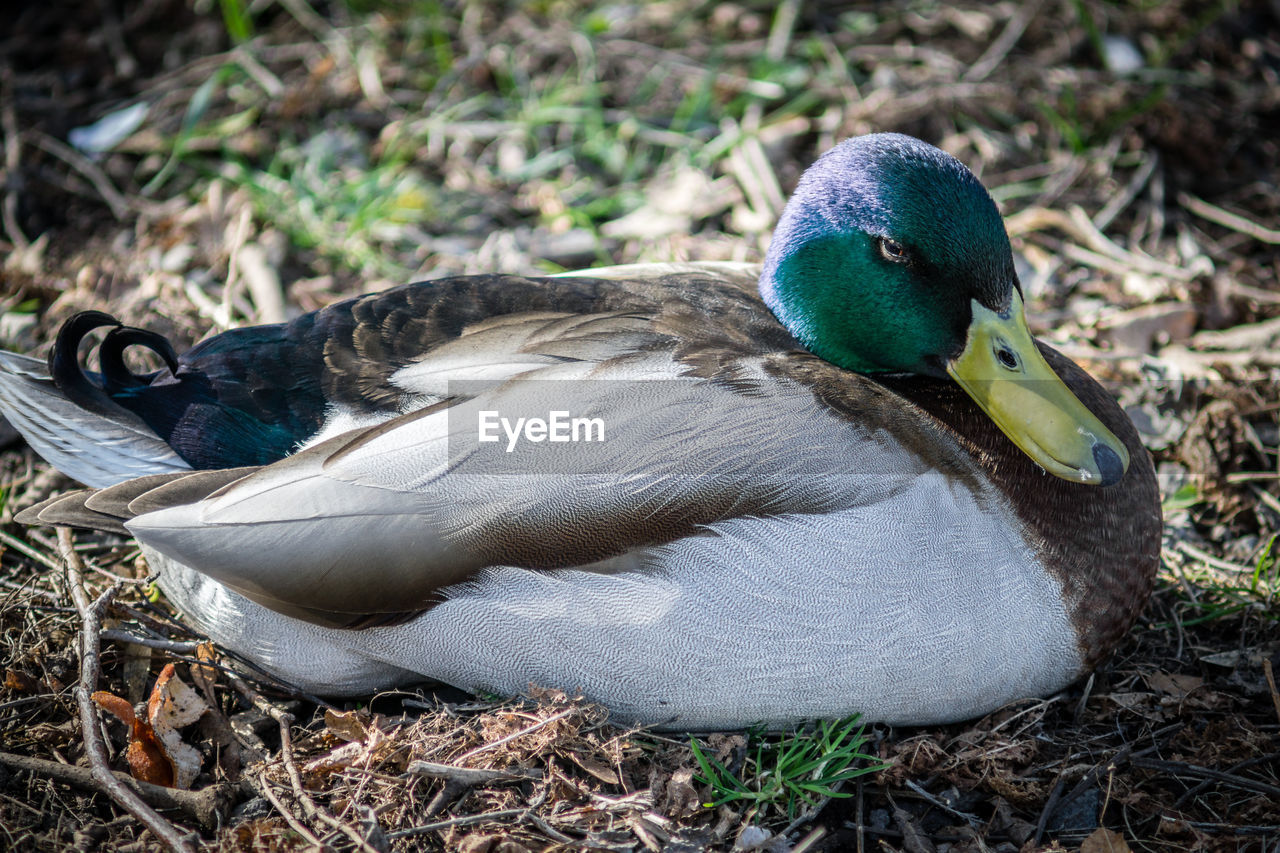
xmin=995 ymin=347 xmax=1019 ymax=370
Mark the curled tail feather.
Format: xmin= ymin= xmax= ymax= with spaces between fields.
xmin=0 ymin=347 xmax=191 ymax=488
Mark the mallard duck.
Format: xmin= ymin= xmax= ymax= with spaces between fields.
xmin=0 ymin=134 xmax=1160 ymax=730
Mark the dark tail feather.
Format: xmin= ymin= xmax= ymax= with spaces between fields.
xmin=18 ymin=467 xmax=257 ymax=535
xmin=15 ymin=490 xmax=130 ymax=535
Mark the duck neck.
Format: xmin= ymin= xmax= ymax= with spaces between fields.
xmin=875 ymin=346 xmax=1161 ymax=667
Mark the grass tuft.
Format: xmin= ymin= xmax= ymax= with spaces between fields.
xmin=690 ymin=714 xmax=882 ymax=822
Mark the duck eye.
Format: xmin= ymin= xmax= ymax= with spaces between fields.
xmin=878 ymin=237 xmax=909 ymax=263
xmin=996 ymin=345 xmax=1020 ymax=370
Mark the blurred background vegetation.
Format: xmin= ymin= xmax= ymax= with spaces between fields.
xmin=3 ymin=1 xmax=1277 ymax=321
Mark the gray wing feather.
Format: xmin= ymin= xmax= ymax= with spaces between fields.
xmin=0 ymin=350 xmax=191 ymax=488
xmin=124 ymin=357 xmax=931 ymax=620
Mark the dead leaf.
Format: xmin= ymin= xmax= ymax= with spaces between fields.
xmin=893 ymin=807 xmax=936 ymax=853
xmin=652 ymin=766 xmax=700 ymax=819
xmin=570 ymin=752 xmax=620 ymax=785
xmin=147 ymin=665 xmax=208 ymax=789
xmin=1179 ymin=399 xmax=1251 ymax=497
xmin=600 ymin=167 xmax=737 ymax=239
xmin=92 ymin=664 xmax=209 ymax=789
xmin=92 ymin=690 xmax=173 ymax=787
xmin=1101 ymin=692 xmax=1159 ymax=715
xmin=4 ymin=669 xmax=39 ymax=692
xmin=324 ymin=708 xmax=371 ymax=743
xmin=988 ymin=796 xmax=1036 ymax=846
xmin=306 ymin=711 xmax=392 ymax=773
xmin=1080 ymin=827 xmax=1133 ymax=853
xmin=1097 ymin=303 xmax=1198 ymax=354
xmin=986 ymin=773 xmax=1046 ymax=808
xmin=189 ymin=642 xmax=221 ymax=697
xmin=1146 ymin=672 xmax=1205 ymax=699
xmin=121 ymin=641 xmax=154 ymax=704
xmin=707 ymin=732 xmax=746 ymax=765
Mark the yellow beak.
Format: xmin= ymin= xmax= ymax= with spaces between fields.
xmin=946 ymin=291 xmax=1129 ymax=486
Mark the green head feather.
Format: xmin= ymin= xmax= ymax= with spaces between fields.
xmin=760 ymin=134 xmax=1018 ymax=376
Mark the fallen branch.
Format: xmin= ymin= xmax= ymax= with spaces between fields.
xmin=386 ymin=807 xmax=528 ymax=840
xmin=1174 ymin=751 xmax=1280 ymax=809
xmin=963 ymin=0 xmax=1042 ymax=83
xmin=59 ymin=528 xmax=200 ymax=853
xmin=254 ymin=770 xmax=326 ymax=847
xmin=388 ymin=781 xmax=553 ymax=841
xmin=0 ymin=70 xmax=29 ymax=252
xmin=99 ymin=628 xmax=204 ymax=655
xmin=0 ymin=751 xmax=233 ymax=830
xmin=1265 ymin=660 xmax=1280 ymax=727
xmin=25 ymin=130 xmax=130 ymax=220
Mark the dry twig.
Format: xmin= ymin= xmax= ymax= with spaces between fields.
xmin=25 ymin=131 xmax=130 ymax=220
xmin=1130 ymin=757 xmax=1280 ymax=800
xmin=1179 ymin=192 xmax=1280 ymax=245
xmin=455 ymin=708 xmax=575 ymax=762
xmin=406 ymin=760 xmax=543 ymax=819
xmin=963 ymin=0 xmax=1042 ymax=83
xmin=59 ymin=528 xmax=200 ymax=853
xmin=0 ymin=751 xmax=232 ymax=830
xmin=227 ymin=666 xmax=383 ymax=852
xmin=1262 ymin=660 xmax=1280 ymax=728
xmin=0 ymin=71 xmax=28 ymax=252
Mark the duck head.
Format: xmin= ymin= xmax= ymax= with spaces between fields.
xmin=760 ymin=133 xmax=1128 ymax=486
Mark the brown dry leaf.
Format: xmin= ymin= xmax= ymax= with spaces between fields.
xmin=4 ymin=669 xmax=39 ymax=692
xmin=957 ymin=737 xmax=1039 ymax=767
xmin=1096 ymin=303 xmax=1197 ymax=354
xmin=879 ymin=735 xmax=948 ymax=784
xmin=1080 ymin=827 xmax=1132 ymax=853
xmin=706 ymin=732 xmax=746 ymax=765
xmin=188 ymin=642 xmax=221 ymax=696
xmin=893 ymin=807 xmax=936 ymax=853
xmin=306 ymin=711 xmax=394 ymax=773
xmin=145 ymin=663 xmax=209 ymax=789
xmin=1146 ymin=672 xmax=1205 ymax=699
xmin=92 ymin=689 xmax=173 ymax=786
xmin=986 ymin=773 xmax=1046 ymax=808
xmin=569 ymin=751 xmax=621 ymax=785
xmin=324 ymin=708 xmax=371 ymax=742
xmin=1179 ymin=399 xmax=1251 ymax=500
xmin=651 ymin=766 xmax=700 ymax=819
xmin=988 ymin=796 xmax=1036 ymax=846
xmin=27 ymin=721 xmax=78 ymax=746
xmin=1102 ymin=692 xmax=1160 ymax=716
xmin=121 ymin=641 xmax=154 ymax=704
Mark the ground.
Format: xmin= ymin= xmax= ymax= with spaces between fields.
xmin=1 ymin=1 xmax=1278 ymax=851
